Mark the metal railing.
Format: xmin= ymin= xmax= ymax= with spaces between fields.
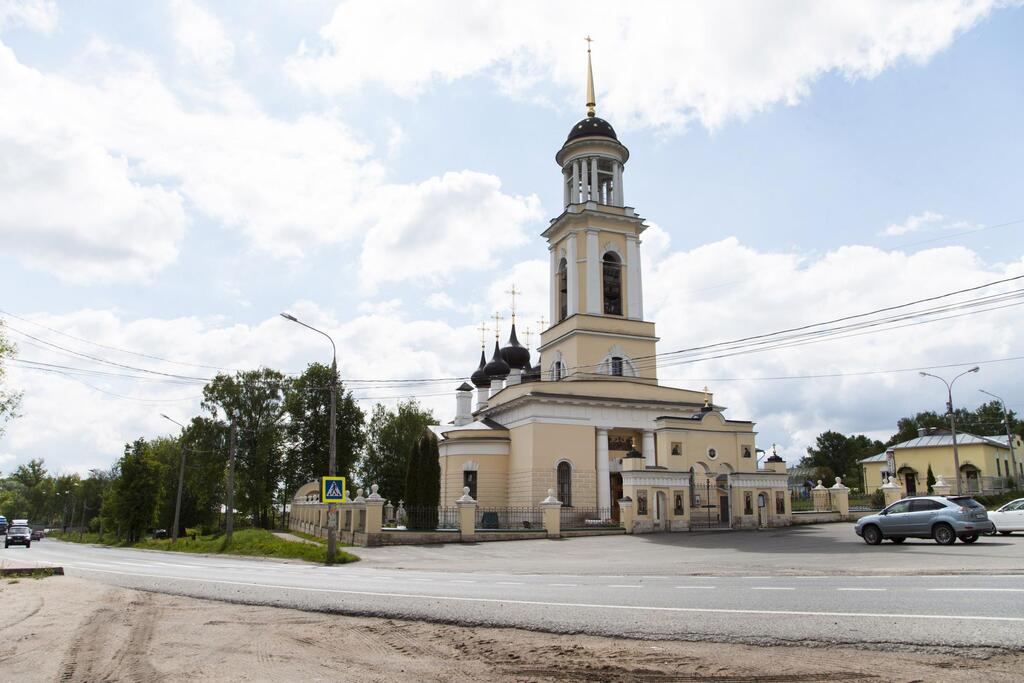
xmin=402 ymin=505 xmax=459 ymax=531
xmin=848 ymin=493 xmax=881 ymax=511
xmin=476 ymin=507 xmax=544 ymax=531
xmin=559 ymin=507 xmax=618 ymax=529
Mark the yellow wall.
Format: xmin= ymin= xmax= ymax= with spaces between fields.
xmin=655 ymin=413 xmax=757 ymax=473
xmin=439 ymin=453 xmax=508 ymax=507
xmin=862 ymin=442 xmax=1016 ymax=491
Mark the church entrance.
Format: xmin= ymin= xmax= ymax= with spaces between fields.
xmin=610 ymin=473 xmax=623 ymax=521
xmin=654 ymin=491 xmax=667 ymax=530
xmin=690 ymin=467 xmax=731 ymax=530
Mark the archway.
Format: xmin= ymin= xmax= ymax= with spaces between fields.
xmin=898 ymin=466 xmax=918 ymax=496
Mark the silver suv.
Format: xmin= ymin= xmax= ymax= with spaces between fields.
xmin=854 ymin=495 xmax=993 ymax=545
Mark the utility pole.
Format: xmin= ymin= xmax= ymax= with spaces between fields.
xmin=78 ymin=499 xmax=88 ymax=542
xmin=225 ymin=412 xmax=238 ymax=545
xmin=280 ymin=312 xmax=339 ymax=565
xmin=980 ymin=389 xmax=1018 ymax=484
xmin=161 ymin=413 xmax=189 ymax=543
xmin=920 ymin=367 xmax=980 ymax=495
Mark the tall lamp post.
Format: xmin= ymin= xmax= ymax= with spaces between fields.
xmin=979 ymin=389 xmax=1018 ymax=485
xmin=281 ymin=312 xmax=338 ymax=565
xmin=161 ymin=413 xmax=189 ymax=543
xmin=919 ymin=367 xmax=979 ymax=495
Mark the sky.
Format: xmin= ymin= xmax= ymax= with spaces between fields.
xmin=2 ymin=0 xmax=1024 ymax=476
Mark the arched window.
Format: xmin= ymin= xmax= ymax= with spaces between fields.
xmin=552 ymin=361 xmax=564 ymax=381
xmin=610 ymin=356 xmax=624 ymax=376
xmin=557 ymin=461 xmax=572 ymax=507
xmin=557 ymin=258 xmax=568 ymax=321
xmin=602 ymin=252 xmax=622 ymax=315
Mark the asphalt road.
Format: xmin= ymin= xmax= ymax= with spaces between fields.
xmin=6 ymin=537 xmax=1024 ymax=653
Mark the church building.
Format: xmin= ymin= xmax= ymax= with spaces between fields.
xmin=430 ymin=47 xmax=792 ymax=532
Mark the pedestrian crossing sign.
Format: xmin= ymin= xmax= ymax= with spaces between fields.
xmin=322 ymin=476 xmax=347 ymax=503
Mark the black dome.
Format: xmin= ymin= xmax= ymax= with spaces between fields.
xmin=470 ymin=350 xmax=491 ymax=388
xmin=483 ymin=341 xmax=510 ymax=379
xmin=499 ymin=323 xmax=531 ymax=370
xmin=566 ymin=116 xmax=617 ymax=143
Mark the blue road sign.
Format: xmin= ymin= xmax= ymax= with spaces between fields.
xmin=322 ymin=476 xmax=347 ymax=503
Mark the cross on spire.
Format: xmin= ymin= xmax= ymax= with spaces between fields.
xmin=477 ymin=322 xmax=489 ymax=348
xmin=491 ymin=311 xmax=503 ymax=340
xmin=523 ymin=325 xmax=532 ymax=350
xmin=505 ymin=283 xmax=521 ymax=323
xmin=703 ymin=385 xmax=710 ymax=408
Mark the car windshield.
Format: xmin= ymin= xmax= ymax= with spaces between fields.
xmin=10 ymin=526 xmax=29 ymax=533
xmin=949 ymin=497 xmax=984 ymax=509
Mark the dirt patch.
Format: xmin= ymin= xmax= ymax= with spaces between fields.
xmin=0 ymin=577 xmax=1021 ymax=682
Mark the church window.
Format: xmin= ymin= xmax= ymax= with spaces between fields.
xmin=552 ymin=361 xmax=565 ymax=381
xmin=463 ymin=470 xmax=478 ymax=500
xmin=610 ymin=356 xmax=624 ymax=376
xmin=602 ymin=252 xmax=622 ymax=315
xmin=707 ymin=448 xmax=717 ymax=460
xmin=557 ymin=258 xmax=568 ymax=321
xmin=742 ymin=446 xmax=752 ymax=459
xmin=557 ymin=461 xmax=572 ymax=507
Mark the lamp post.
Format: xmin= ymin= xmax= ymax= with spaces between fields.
xmin=979 ymin=389 xmax=1018 ymax=486
xmin=225 ymin=409 xmax=238 ymax=545
xmin=281 ymin=312 xmax=338 ymax=565
xmin=919 ymin=367 xmax=979 ymax=495
xmin=161 ymin=413 xmax=189 ymax=543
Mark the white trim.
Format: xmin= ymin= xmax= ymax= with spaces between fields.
xmin=601 ymin=242 xmax=623 ymax=260
xmin=462 ymin=460 xmax=479 ymax=471
xmin=438 ymin=441 xmax=509 ymax=457
xmin=566 ymin=234 xmax=578 ymax=317
xmin=597 ymin=346 xmax=638 ymax=377
xmin=586 ymin=229 xmax=600 ymax=314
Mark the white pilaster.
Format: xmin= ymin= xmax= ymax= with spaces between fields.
xmin=585 ymin=229 xmax=600 ymax=314
xmin=572 ymin=160 xmax=580 ymax=203
xmin=580 ymin=158 xmax=589 ymax=202
xmin=488 ymin=378 xmax=504 ymax=398
xmin=590 ymin=157 xmax=598 ymax=203
xmin=642 ymin=429 xmax=656 ymax=467
xmin=613 ymin=163 xmax=623 ymax=205
xmin=596 ymin=427 xmax=611 ymax=510
xmin=475 ymin=387 xmax=488 ymax=411
xmin=455 ymin=389 xmax=472 ymax=426
xmin=626 ymin=235 xmax=642 ymax=320
xmin=562 ymin=169 xmax=570 ymax=207
xmin=566 ymin=233 xmax=579 ymax=317
xmin=506 ymin=368 xmax=521 ymax=386
xmin=549 ymin=246 xmax=557 ymax=323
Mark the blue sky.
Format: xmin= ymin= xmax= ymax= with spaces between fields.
xmin=2 ymin=0 xmax=1023 ymax=474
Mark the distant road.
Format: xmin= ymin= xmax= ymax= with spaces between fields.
xmin=8 ymin=539 xmax=1024 ymax=652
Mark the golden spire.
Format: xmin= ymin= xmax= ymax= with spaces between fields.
xmin=585 ymin=35 xmax=596 ymax=117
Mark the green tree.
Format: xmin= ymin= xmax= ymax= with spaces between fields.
xmin=10 ymin=458 xmax=52 ymax=522
xmin=404 ymin=432 xmax=441 ymax=529
xmin=103 ymin=439 xmax=161 ymax=542
xmin=202 ymin=368 xmax=289 ymax=529
xmin=800 ymin=431 xmax=882 ymax=491
xmin=282 ymin=362 xmax=365 ymax=501
xmin=356 ymin=400 xmax=435 ymax=503
xmin=0 ymin=320 xmax=22 ymax=437
xmin=889 ymin=401 xmax=1022 ymax=445
xmin=926 ymin=463 xmax=936 ymax=494
xmin=178 ymin=416 xmax=228 ymax=533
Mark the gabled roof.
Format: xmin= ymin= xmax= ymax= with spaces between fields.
xmin=859 ymin=431 xmax=1012 ymax=464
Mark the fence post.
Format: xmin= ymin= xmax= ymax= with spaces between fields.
xmin=931 ymin=475 xmax=951 ymax=497
xmin=539 ymin=489 xmax=562 ymax=539
xmin=618 ymin=497 xmax=634 ymax=533
xmin=829 ymin=477 xmax=850 ymax=520
xmin=811 ymin=480 xmax=829 ymax=511
xmin=456 ymin=487 xmax=477 ymax=543
xmin=364 ymin=484 xmax=384 ymax=534
xmin=881 ymin=477 xmax=903 ymax=507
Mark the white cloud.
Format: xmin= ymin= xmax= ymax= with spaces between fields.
xmin=881 ymin=210 xmax=944 ymax=236
xmin=0 ymin=0 xmax=57 ymax=34
xmin=289 ymin=0 xmax=1011 ymax=131
xmin=169 ymin=0 xmax=234 ymax=73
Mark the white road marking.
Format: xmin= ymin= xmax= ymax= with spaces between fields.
xmin=61 ymin=566 xmax=1024 ymax=623
xmin=675 ymin=586 xmax=716 ymax=589
xmin=496 ymin=582 xmax=525 ymax=586
xmin=608 ymin=585 xmax=643 ymax=588
xmin=450 ymin=580 xmax=476 ymax=584
xmin=549 ymin=583 xmax=577 ymax=587
xmin=927 ymin=588 xmax=1024 ymax=592
xmin=837 ymin=588 xmax=887 ymax=592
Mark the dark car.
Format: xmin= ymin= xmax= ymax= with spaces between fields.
xmin=5 ymin=525 xmax=32 ymax=549
xmin=30 ymin=529 xmax=44 ymax=541
xmin=152 ymin=528 xmax=168 ymax=539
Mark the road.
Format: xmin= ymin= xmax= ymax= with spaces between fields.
xmin=7 ymin=537 xmax=1024 ymax=653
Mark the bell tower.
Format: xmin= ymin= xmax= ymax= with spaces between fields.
xmin=538 ymin=41 xmax=658 ymax=384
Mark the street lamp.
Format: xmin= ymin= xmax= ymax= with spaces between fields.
xmin=280 ymin=312 xmax=339 ymax=564
xmin=979 ymin=389 xmax=1018 ymax=485
xmin=919 ymin=367 xmax=980 ymax=495
xmin=161 ymin=413 xmax=189 ymax=544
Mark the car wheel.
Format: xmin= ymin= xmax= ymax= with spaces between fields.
xmin=999 ymin=530 xmax=1013 ymax=535
xmin=862 ymin=525 xmax=882 ymax=545
xmin=933 ymin=523 xmax=956 ymax=545
xmin=960 ymin=534 xmax=979 ymax=544
xmin=890 ymin=537 xmax=906 ymax=544
xmin=25 ymin=542 xmax=30 ymax=548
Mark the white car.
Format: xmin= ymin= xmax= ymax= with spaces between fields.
xmin=986 ymin=498 xmax=1024 ymax=535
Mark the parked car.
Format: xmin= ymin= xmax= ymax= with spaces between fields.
xmin=984 ymin=498 xmax=1024 ymax=535
xmin=854 ymin=495 xmax=993 ymax=545
xmin=30 ymin=529 xmax=45 ymax=541
xmin=4 ymin=525 xmax=32 ymax=549
xmin=0 ymin=515 xmax=7 ymax=534
xmin=152 ymin=528 xmax=168 ymax=539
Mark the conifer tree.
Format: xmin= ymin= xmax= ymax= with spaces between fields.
xmin=926 ymin=464 xmax=936 ymax=494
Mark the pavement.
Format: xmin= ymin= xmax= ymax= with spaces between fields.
xmin=4 ymin=525 xmax=1023 ymax=654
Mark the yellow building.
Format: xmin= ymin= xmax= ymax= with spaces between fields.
xmin=859 ymin=428 xmax=1023 ymax=496
xmin=430 ymin=50 xmax=791 ymax=532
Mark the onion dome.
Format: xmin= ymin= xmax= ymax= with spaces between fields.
xmin=470 ymin=350 xmax=491 ymax=388
xmin=565 ymin=116 xmax=617 ymax=143
xmin=499 ymin=323 xmax=531 ymax=370
xmin=484 ymin=340 xmax=510 ymax=379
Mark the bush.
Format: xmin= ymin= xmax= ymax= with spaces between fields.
xmin=870 ymin=489 xmax=886 ymax=509
xmin=971 ymin=489 xmax=1024 ymax=509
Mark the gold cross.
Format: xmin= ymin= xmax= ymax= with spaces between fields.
xmin=477 ymin=322 xmax=488 ymax=347
xmin=523 ymin=325 xmax=532 ymax=349
xmin=491 ymin=311 xmax=503 ymax=340
xmin=585 ymin=35 xmax=593 ymax=51
xmin=703 ymin=385 xmax=710 ymax=407
xmin=537 ymin=316 xmax=547 ymax=331
xmin=505 ymin=283 xmax=521 ymax=322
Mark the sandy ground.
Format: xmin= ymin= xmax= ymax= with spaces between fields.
xmin=1 ymin=576 xmax=1021 ymax=683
